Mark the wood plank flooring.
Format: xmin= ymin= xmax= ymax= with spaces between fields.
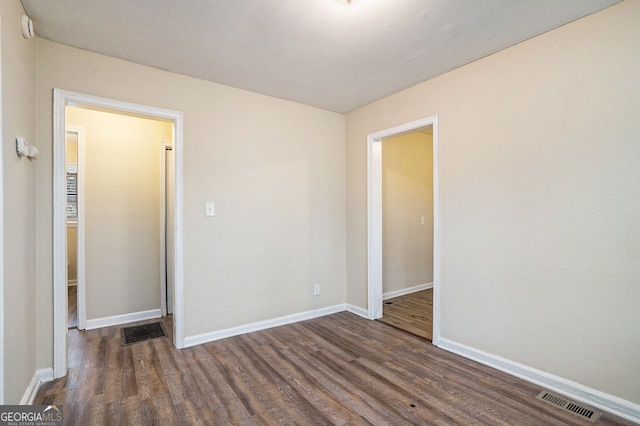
xmin=378 ymin=289 xmax=433 ymax=340
xmin=35 ymin=313 xmax=633 ymax=425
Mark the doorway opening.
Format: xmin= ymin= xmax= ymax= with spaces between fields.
xmin=53 ymin=89 xmax=185 ymax=379
xmin=376 ymin=127 xmax=434 ymax=340
xmin=160 ymin=142 xmax=174 ymax=316
xmin=367 ymin=115 xmax=440 ymax=345
xmin=65 ymin=126 xmax=84 ymax=330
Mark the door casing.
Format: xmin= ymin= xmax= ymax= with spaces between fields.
xmin=366 ymin=115 xmax=441 ymax=345
xmin=53 ymin=89 xmax=185 ymax=378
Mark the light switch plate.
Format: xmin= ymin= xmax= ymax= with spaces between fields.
xmin=205 ymin=202 xmax=215 ymax=217
xmin=16 ymin=137 xmax=29 ymax=157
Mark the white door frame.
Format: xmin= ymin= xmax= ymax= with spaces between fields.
xmin=66 ymin=126 xmax=86 ymax=330
xmin=53 ymin=89 xmax=185 ymax=379
xmin=367 ymin=115 xmax=441 ymax=345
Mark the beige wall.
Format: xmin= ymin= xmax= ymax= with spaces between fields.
xmin=65 ymin=132 xmax=77 ymax=164
xmin=35 ymin=39 xmax=346 ymax=366
xmin=66 ymin=227 xmax=77 ymax=282
xmin=1 ymin=0 xmax=37 ymax=403
xmin=382 ymin=132 xmax=433 ymax=293
xmin=346 ymin=1 xmax=640 ymax=404
xmin=66 ymin=107 xmax=171 ymax=320
xmin=24 ymin=0 xmax=638 ymax=410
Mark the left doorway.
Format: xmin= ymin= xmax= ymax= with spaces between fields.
xmin=53 ymin=89 xmax=185 ymax=379
xmin=65 ymin=106 xmax=172 ymax=332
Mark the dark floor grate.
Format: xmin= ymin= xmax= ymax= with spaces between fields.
xmin=121 ymin=322 xmax=166 ymax=345
xmin=536 ymin=391 xmax=601 ymax=422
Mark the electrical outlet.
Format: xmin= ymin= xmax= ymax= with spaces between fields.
xmin=313 ymin=284 xmax=320 ymax=296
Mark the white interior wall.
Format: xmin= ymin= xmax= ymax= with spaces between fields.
xmin=382 ymin=132 xmax=433 ymax=294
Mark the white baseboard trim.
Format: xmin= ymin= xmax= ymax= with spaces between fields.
xmin=20 ymin=368 xmax=53 ymax=405
xmin=383 ymin=282 xmax=433 ymax=301
xmin=438 ymin=338 xmax=640 ymax=424
xmin=85 ymin=309 xmax=162 ymax=330
xmin=19 ymin=372 xmax=40 ymax=405
xmin=67 ymin=280 xmax=77 ymax=286
xmin=184 ymin=304 xmax=347 ymax=348
xmin=345 ymin=304 xmax=369 ymax=319
xmin=37 ymin=368 xmax=54 ymax=384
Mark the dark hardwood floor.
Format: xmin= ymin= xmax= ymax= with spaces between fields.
xmin=36 ymin=312 xmax=633 ymax=425
xmin=68 ymin=285 xmax=77 ymax=329
xmin=378 ymin=289 xmax=433 ymax=340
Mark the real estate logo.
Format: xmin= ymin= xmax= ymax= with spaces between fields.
xmin=0 ymin=405 xmax=63 ymax=426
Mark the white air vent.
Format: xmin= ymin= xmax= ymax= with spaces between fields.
xmin=536 ymin=391 xmax=601 ymax=423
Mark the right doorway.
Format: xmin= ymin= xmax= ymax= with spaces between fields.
xmin=377 ymin=126 xmax=434 ymax=341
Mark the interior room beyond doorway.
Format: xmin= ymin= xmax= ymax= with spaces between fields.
xmin=378 ymin=127 xmax=434 ymax=340
xmin=64 ymin=106 xmax=173 ymax=332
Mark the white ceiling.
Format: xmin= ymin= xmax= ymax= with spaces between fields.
xmin=21 ymin=0 xmax=620 ymax=113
